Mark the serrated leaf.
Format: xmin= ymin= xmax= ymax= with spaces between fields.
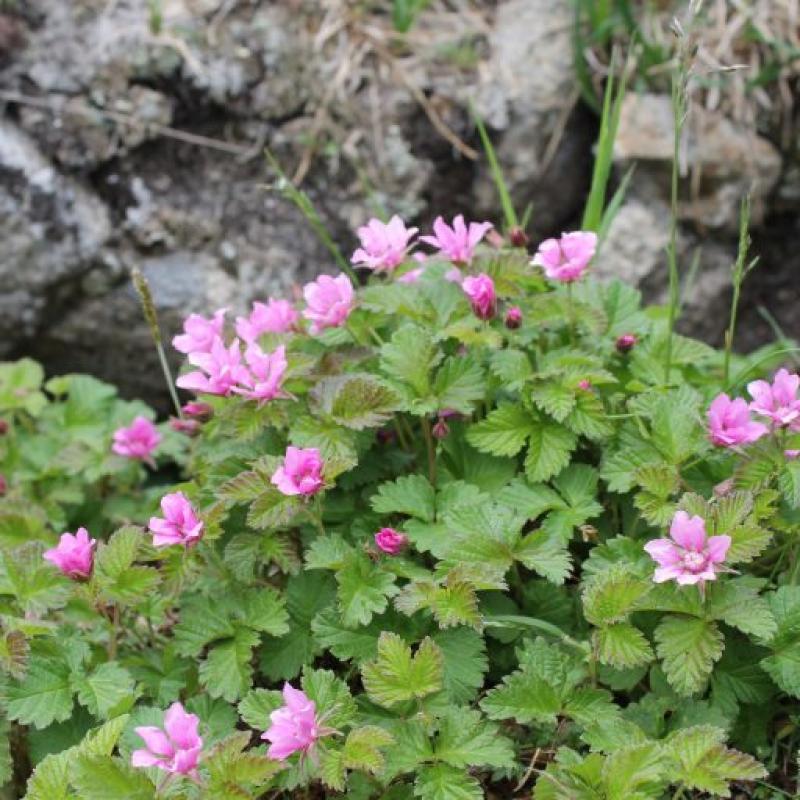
xmin=433 ymin=708 xmax=515 ymax=769
xmin=655 ymin=616 xmax=723 ymax=696
xmin=480 ymin=667 xmax=562 ymax=725
xmin=595 ymin=623 xmax=653 ymax=669
xmin=705 ymin=579 xmax=776 ymax=639
xmin=301 ymin=667 xmax=357 ymax=729
xmin=466 ymin=404 xmax=536 ymax=457
xmin=71 ymin=755 xmax=154 ymax=800
xmin=361 ymin=633 xmax=443 ymax=708
xmin=432 ymin=627 xmax=489 ymax=704
xmin=414 ymin=764 xmax=481 ymax=800
xmin=311 ymin=609 xmax=382 ymax=663
xmin=199 ymin=627 xmax=259 ymax=702
xmin=371 ymin=475 xmax=436 ymax=522
xmin=665 ymin=725 xmax=766 ymax=797
xmin=433 ymin=356 xmax=484 ymax=414
xmin=74 ymin=662 xmax=135 ymax=719
xmin=312 ymin=373 xmax=400 ymax=430
xmin=525 ymin=422 xmax=577 ymax=483
xmin=342 ymin=726 xmax=395 ymax=774
xmin=394 ymin=573 xmax=480 ymax=628
xmin=7 ymin=659 xmax=73 ymax=729
xmin=761 ymin=585 xmax=800 ymax=697
xmin=515 ymin=531 xmax=572 ymax=584
xmin=337 ymin=554 xmax=398 ymax=628
xmin=582 ymin=566 xmax=652 ymax=626
xmin=380 ymin=324 xmax=441 ymax=406
xmin=237 ymin=688 xmax=282 ymax=729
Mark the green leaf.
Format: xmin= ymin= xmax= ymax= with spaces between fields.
xmin=301 ymin=667 xmax=357 ymax=728
xmin=779 ymin=460 xmax=800 ymax=508
xmin=582 ymin=565 xmax=651 ymax=626
xmin=655 ymin=616 xmax=724 ymax=696
xmin=394 ymin=571 xmax=480 ymax=628
xmin=238 ymin=587 xmax=290 ymax=636
xmin=414 ymin=764 xmax=481 ymax=800
xmin=515 ymin=531 xmax=572 ymax=585
xmin=342 ymin=726 xmax=395 ymax=774
xmin=371 ymin=475 xmax=436 ymax=522
xmin=480 ymin=667 xmax=561 ymax=726
xmin=595 ymin=623 xmax=653 ymax=669
xmin=311 ymin=609 xmax=383 ymax=663
xmin=433 ymin=708 xmax=515 ymax=769
xmin=380 ymin=324 xmax=441 ymax=407
xmin=7 ymin=658 xmax=73 ymax=729
xmin=237 ymin=688 xmax=282 ymax=730
xmin=337 ymin=554 xmax=398 ymax=628
xmin=602 ymin=741 xmax=666 ymax=799
xmin=312 ymin=373 xmax=400 ymax=430
xmin=199 ymin=627 xmax=260 ymax=702
xmin=433 ymin=356 xmax=484 ymax=414
xmin=665 ymin=725 xmax=766 ymax=797
xmin=490 ymin=349 xmax=533 ymax=390
xmin=361 ymin=633 xmax=443 ymax=708
xmin=73 ymin=662 xmax=135 ymax=719
xmin=705 ymin=579 xmax=776 ymax=639
xmin=70 ymin=755 xmax=155 ymax=800
xmin=761 ymin=585 xmax=800 ymax=697
xmin=173 ymin=595 xmax=236 ymax=657
xmin=467 ymin=404 xmax=536 ymax=457
xmin=432 ymin=627 xmax=489 ymax=704
xmin=524 ymin=422 xmax=577 ymax=483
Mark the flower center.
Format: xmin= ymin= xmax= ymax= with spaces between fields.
xmin=682 ymin=550 xmax=706 ymax=572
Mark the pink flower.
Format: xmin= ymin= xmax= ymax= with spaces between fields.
xmin=176 ymin=337 xmax=251 ymax=396
xmin=272 ymin=447 xmax=324 ymax=497
xmin=112 ymin=416 xmax=162 ymax=465
xmin=786 ymin=450 xmax=800 ymax=460
xmin=644 ymin=510 xmax=731 ymax=586
xmin=235 ymin=299 xmax=298 ymax=342
xmin=420 ymin=215 xmax=493 ymax=264
xmin=172 ymin=309 xmax=226 ymax=355
xmin=748 ymin=369 xmax=800 ymax=427
xmin=532 ymin=231 xmax=597 ymax=282
xmin=43 ymin=527 xmax=96 ymax=580
xmin=578 ymin=380 xmax=592 ymax=391
xmin=352 ymin=215 xmax=418 ymax=272
xmin=302 ymin=274 xmax=355 ymax=334
xmin=148 ymin=492 xmax=204 ymax=548
xmin=234 ymin=344 xmax=287 ymax=404
xmin=262 ymin=683 xmax=321 ymax=761
xmin=374 ymin=527 xmax=408 ymax=555
xmin=132 ymin=702 xmax=203 ymax=777
xmin=708 ymin=393 xmax=768 ymax=447
xmin=462 ymin=273 xmax=496 ymax=320
xmin=0 ymin=474 xmax=6 ymax=496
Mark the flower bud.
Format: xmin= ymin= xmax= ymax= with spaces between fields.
xmin=0 ymin=474 xmax=6 ymax=496
xmin=508 ymin=227 xmax=529 ymax=248
xmin=182 ymin=402 xmax=213 ymax=419
xmin=170 ymin=418 xmax=200 ymax=436
xmin=374 ymin=527 xmax=408 ymax=555
xmin=505 ymin=306 xmax=522 ymax=329
xmin=615 ymin=333 xmax=637 ymax=353
xmin=432 ymin=418 xmax=450 ymax=439
xmin=0 ymin=419 xmax=7 ymax=435
xmin=578 ymin=379 xmax=592 ymax=392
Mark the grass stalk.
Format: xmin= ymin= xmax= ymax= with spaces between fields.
xmin=471 ymin=101 xmax=519 ymax=231
xmin=131 ymin=268 xmax=183 ymax=418
xmin=264 ymin=149 xmax=357 ymax=283
xmin=723 ymin=196 xmax=756 ymax=383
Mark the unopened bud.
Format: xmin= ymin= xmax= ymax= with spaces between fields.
xmin=509 ymin=227 xmax=529 ymax=248
xmin=170 ymin=418 xmax=200 ymax=436
xmin=432 ymin=418 xmax=450 ymax=440
xmin=578 ymin=379 xmax=592 ymax=392
xmin=0 ymin=420 xmax=7 ymax=436
xmin=182 ymin=402 xmax=213 ymax=420
xmin=505 ymin=306 xmax=522 ymax=329
xmin=0 ymin=474 xmax=6 ymax=496
xmin=615 ymin=333 xmax=637 ymax=353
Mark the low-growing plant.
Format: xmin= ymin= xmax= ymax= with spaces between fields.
xmin=2 ymin=198 xmax=800 ymax=798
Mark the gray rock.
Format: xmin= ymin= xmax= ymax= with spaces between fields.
xmin=0 ymin=119 xmax=110 ymax=351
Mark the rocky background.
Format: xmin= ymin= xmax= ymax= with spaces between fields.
xmin=1 ymin=0 xmax=798 ymax=409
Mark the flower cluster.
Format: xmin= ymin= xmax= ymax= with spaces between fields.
xmin=708 ymin=368 xmax=800 ymax=448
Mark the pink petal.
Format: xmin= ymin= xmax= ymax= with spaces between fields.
xmin=706 ymin=535 xmax=731 ymax=564
xmin=670 ymin=511 xmax=706 ymax=551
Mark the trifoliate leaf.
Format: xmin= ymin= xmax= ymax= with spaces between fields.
xmin=664 ymin=725 xmax=766 ymax=797
xmin=361 ymin=633 xmax=443 ymax=709
xmin=654 ymin=616 xmax=724 ymax=696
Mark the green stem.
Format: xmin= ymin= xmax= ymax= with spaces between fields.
xmin=420 ymin=418 xmax=437 ymax=488
xmin=157 ymin=341 xmax=183 ymax=419
xmin=566 ymin=283 xmax=577 ymax=345
xmin=723 ymin=196 xmax=753 ymax=384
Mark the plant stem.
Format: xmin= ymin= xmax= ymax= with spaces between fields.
xmin=566 ymin=283 xmax=577 ymax=344
xmin=420 ymin=417 xmax=437 ymax=488
xmin=723 ymin=196 xmax=753 ymax=384
xmin=107 ymin=604 xmax=119 ymax=660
